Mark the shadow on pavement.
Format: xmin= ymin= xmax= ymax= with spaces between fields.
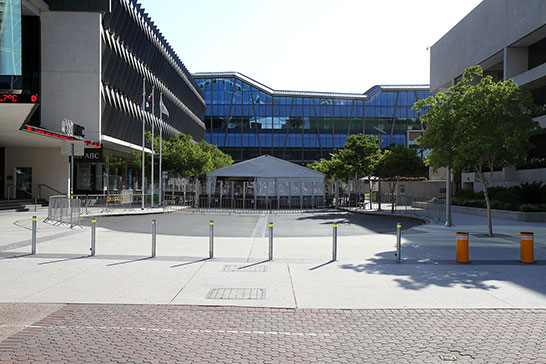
xmin=237 ymin=260 xmax=269 ymax=269
xmin=340 ymin=250 xmax=546 ymax=295
xmin=309 ymin=260 xmax=335 ymax=270
xmin=294 ymin=212 xmax=422 ymax=233
xmin=170 ymin=257 xmax=209 ymax=268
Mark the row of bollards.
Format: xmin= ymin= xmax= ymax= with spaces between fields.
xmin=27 ymin=217 xmax=535 ymax=264
xmin=456 ymin=231 xmax=535 ymax=263
xmin=27 ymin=217 xmax=375 ymax=261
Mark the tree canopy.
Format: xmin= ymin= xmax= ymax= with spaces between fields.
xmin=413 ymin=65 xmax=539 ymax=235
xmin=308 ymin=134 xmax=382 ymax=180
xmin=375 ymin=144 xmax=426 ymax=211
xmin=133 ymin=132 xmax=233 ymax=178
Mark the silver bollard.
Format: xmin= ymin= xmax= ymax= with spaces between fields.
xmin=90 ymin=218 xmax=96 ymax=256
xmin=209 ymin=220 xmax=214 ymax=259
xmin=31 ymin=216 xmax=37 ymax=255
xmin=151 ymin=219 xmax=157 ymax=258
xmin=395 ymin=222 xmax=401 ymax=262
xmin=268 ymin=222 xmax=273 ymax=261
xmin=332 ymin=223 xmax=338 ymax=261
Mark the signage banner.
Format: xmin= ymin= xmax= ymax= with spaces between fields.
xmin=74 ymin=148 xmax=103 ymax=163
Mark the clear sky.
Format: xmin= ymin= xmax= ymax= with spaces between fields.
xmin=138 ymin=0 xmax=483 ymax=94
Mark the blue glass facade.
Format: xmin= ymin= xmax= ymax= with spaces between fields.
xmin=194 ymin=73 xmax=431 ymax=164
xmin=0 ymin=0 xmax=22 ymax=76
xmin=0 ymin=0 xmax=22 ymax=90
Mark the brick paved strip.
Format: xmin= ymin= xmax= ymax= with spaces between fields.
xmin=1 ymin=304 xmax=545 ymax=363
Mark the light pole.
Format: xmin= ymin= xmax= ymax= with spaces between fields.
xmin=373 ymin=127 xmax=387 ymax=211
xmin=445 ymin=167 xmax=452 ymax=227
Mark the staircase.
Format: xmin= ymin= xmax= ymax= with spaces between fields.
xmin=0 ymin=199 xmax=48 ymax=212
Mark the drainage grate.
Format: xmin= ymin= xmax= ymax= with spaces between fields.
xmin=222 ymin=265 xmax=268 ymax=272
xmin=206 ymin=288 xmax=266 ymax=300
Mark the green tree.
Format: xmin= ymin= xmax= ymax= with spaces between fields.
xmin=307 ymin=134 xmax=382 ymax=181
xmin=132 ymin=133 xmax=233 ymax=178
xmin=413 ymin=65 xmax=539 ymax=236
xmin=336 ymin=134 xmax=382 ymax=179
xmin=307 ymin=158 xmax=343 ymax=180
xmin=198 ymin=140 xmax=233 ymax=170
xmin=375 ymin=144 xmax=426 ymax=212
xmin=162 ymin=133 xmax=211 ymax=177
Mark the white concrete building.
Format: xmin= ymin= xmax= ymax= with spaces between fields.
xmin=430 ymin=0 xmax=546 ymax=191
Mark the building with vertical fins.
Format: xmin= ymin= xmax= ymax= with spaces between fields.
xmin=193 ymin=72 xmax=431 ymax=164
xmin=0 ymin=0 xmax=205 ymax=199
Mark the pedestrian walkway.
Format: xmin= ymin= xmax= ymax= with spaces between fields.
xmin=0 ymin=209 xmax=544 ymax=309
xmin=1 ymin=304 xmax=545 ymax=363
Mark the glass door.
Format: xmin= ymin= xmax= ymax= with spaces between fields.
xmin=15 ymin=167 xmax=32 ymax=199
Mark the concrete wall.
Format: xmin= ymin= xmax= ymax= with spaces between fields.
xmin=430 ymin=0 xmax=546 ymax=91
xmin=4 ymin=147 xmax=68 ymax=199
xmin=461 ymin=168 xmax=546 ymax=192
xmin=40 ymin=11 xmax=102 ymax=142
xmin=382 ymin=180 xmax=446 ymax=200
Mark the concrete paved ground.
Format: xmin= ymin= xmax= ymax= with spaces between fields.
xmin=1 ymin=209 xmax=546 ymax=363
xmin=1 ymin=209 xmax=545 ymax=309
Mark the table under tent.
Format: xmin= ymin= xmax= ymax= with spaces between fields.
xmin=205 ymin=155 xmax=326 ymax=209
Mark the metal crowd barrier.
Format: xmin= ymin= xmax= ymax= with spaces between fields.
xmin=46 ymin=196 xmax=82 ymax=226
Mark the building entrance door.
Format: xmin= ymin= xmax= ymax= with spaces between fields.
xmin=15 ymin=167 xmax=32 ymax=199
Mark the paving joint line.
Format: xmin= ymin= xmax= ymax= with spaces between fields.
xmin=287 ymin=263 xmax=298 ymax=308
xmin=17 ymin=324 xmax=334 ymax=337
xmin=169 ymin=260 xmax=207 ymax=304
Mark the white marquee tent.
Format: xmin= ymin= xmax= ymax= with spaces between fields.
xmin=206 ymin=155 xmax=325 ymax=197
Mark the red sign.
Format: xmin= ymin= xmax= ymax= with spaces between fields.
xmin=0 ymin=94 xmax=39 ymax=103
xmin=24 ymin=126 xmax=101 ymax=148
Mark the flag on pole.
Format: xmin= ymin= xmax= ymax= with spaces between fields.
xmin=141 ymin=79 xmax=146 ymax=110
xmin=146 ymin=93 xmax=153 ymax=111
xmin=159 ymin=93 xmax=169 ymax=117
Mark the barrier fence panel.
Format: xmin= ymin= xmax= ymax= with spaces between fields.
xmin=47 ymin=196 xmax=81 ymax=226
xmin=48 ymin=179 xmax=449 ymax=217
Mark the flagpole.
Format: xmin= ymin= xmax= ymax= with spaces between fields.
xmin=159 ymin=92 xmax=163 ymax=207
xmin=141 ymin=78 xmax=145 ymax=210
xmin=151 ymin=86 xmax=155 ymax=208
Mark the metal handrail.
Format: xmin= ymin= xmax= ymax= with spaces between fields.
xmin=5 ymin=184 xmax=33 ymax=200
xmin=38 ymin=183 xmax=64 ymax=199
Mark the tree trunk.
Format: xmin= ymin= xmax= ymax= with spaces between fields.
xmin=389 ymin=181 xmax=397 ymax=213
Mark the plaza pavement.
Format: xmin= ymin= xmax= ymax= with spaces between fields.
xmin=0 ymin=208 xmax=544 ymax=310
xmin=1 ymin=208 xmax=545 ymax=363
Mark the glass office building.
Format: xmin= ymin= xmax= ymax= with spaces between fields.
xmin=193 ymin=72 xmax=431 ymax=164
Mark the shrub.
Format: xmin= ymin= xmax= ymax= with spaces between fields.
xmin=490 ymin=200 xmax=508 ymax=210
xmin=519 ymin=204 xmax=541 ymax=212
xmin=455 ymin=199 xmax=486 ymax=208
xmin=514 ymin=182 xmax=546 ymax=204
xmin=455 ymin=189 xmax=482 ymax=200
xmin=487 ymin=186 xmax=520 ymax=205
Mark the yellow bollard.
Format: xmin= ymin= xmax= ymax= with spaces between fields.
xmin=456 ymin=232 xmax=469 ymax=263
xmin=520 ymin=232 xmax=534 ymax=264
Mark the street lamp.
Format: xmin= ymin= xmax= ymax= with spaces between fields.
xmin=373 ymin=127 xmax=387 ymax=211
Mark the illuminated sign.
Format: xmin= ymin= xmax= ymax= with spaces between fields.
xmin=24 ymin=126 xmax=101 ymax=148
xmin=0 ymin=94 xmax=39 ymax=103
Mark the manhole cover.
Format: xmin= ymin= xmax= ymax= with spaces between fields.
xmin=206 ymin=288 xmax=266 ymax=300
xmin=222 ymin=264 xmax=267 ymax=272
